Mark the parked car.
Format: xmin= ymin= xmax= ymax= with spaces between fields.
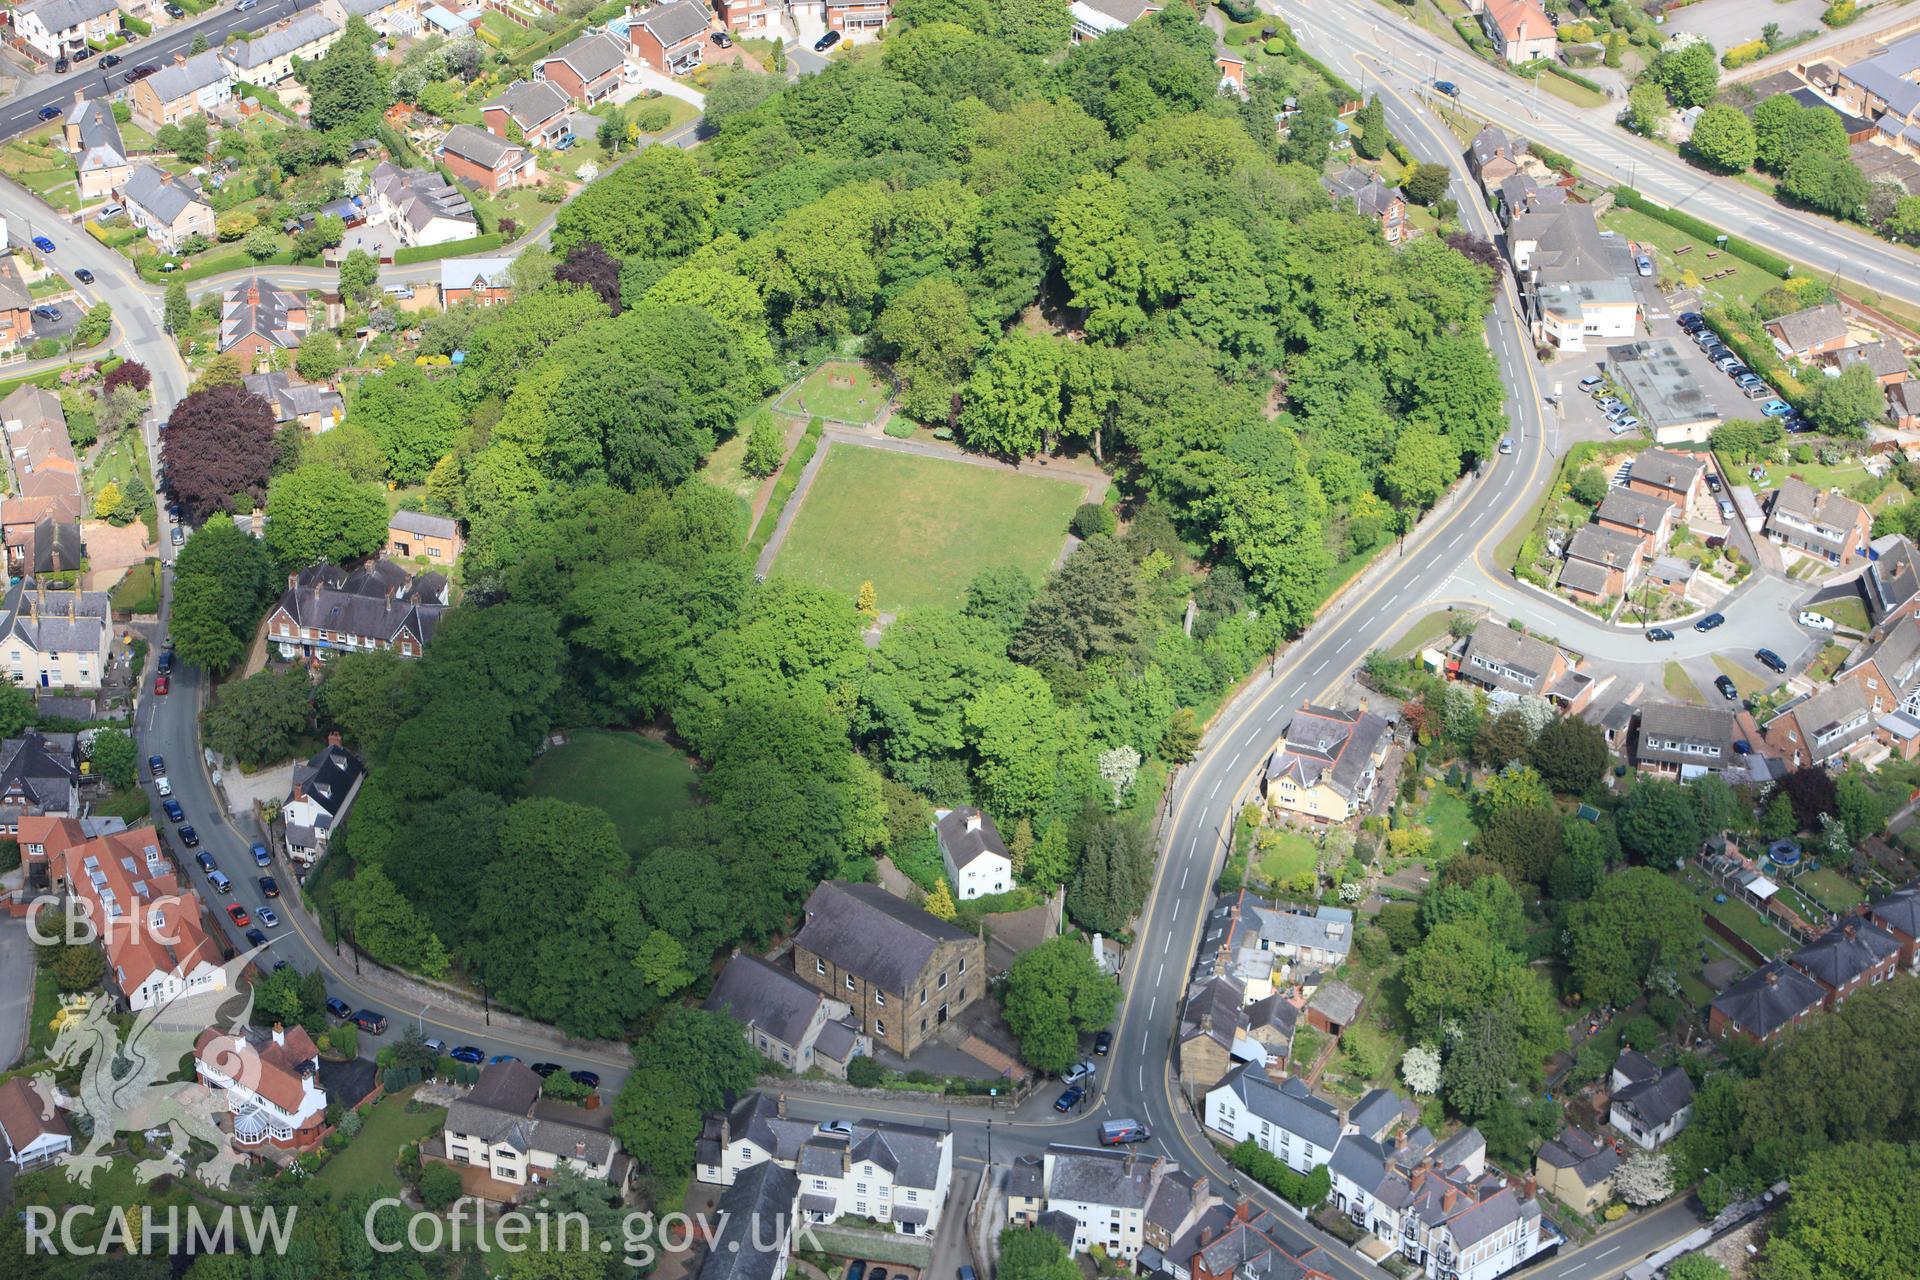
xmin=351 ymin=1010 xmax=388 ymax=1034
xmin=31 ymin=236 xmax=55 ymax=254
xmin=813 ymin=29 xmax=840 ymax=51
xmin=1062 ymin=1060 xmax=1097 ymax=1085
xmin=1578 ymin=375 xmax=1604 ymax=391
xmin=424 ymin=1038 xmax=446 ymax=1056
xmin=713 ymin=30 xmax=732 ymax=47
xmin=100 ymin=55 xmax=119 ymax=69
xmin=818 ymin=1120 xmax=854 ymax=1137
xmin=1636 ymin=254 xmax=1654 ymax=277
xmin=569 ymin=1070 xmax=600 ymax=1088
xmin=36 ymin=106 xmax=61 ymax=122
xmin=530 ymin=1062 xmax=562 ymax=1077
xmin=1615 ymin=416 xmax=1641 ymax=431
xmin=194 ymin=851 xmax=216 ymax=873
xmin=252 ymin=843 xmax=271 ymax=867
xmin=1647 ymin=627 xmax=1675 ymax=642
xmin=149 ymin=753 xmax=166 ymax=775
xmin=258 ymin=906 xmax=279 ymax=928
xmin=178 ymin=825 xmax=198 ymax=847
xmin=154 ymin=674 xmax=168 ymax=695
xmin=157 ymin=651 xmax=173 ymax=675
xmin=244 ymin=927 xmax=266 ymax=947
xmin=450 ymin=1045 xmax=484 ymax=1064
xmin=32 ymin=305 xmax=62 ymax=322
xmin=1678 ymin=311 xmax=1704 ymax=327
xmin=1719 ymin=497 xmax=1737 ymax=522
xmin=1054 ymin=1085 xmax=1086 ymax=1112
xmin=1695 ymin=612 xmax=1726 ymax=632
xmin=72 ymin=47 xmax=89 ymax=62
xmin=163 ymin=798 xmax=185 ymax=823
xmin=1714 ymin=674 xmax=1739 ymax=701
xmin=155 ymin=776 xmax=171 ymax=796
xmin=1761 ymin=399 xmax=1792 ymax=417
xmin=1434 ymin=80 xmax=1459 ymax=96
xmin=171 ymin=525 xmax=184 ymax=547
xmin=207 ymin=869 xmax=230 ymax=893
xmin=1799 ymin=610 xmax=1836 ymax=631
xmin=226 ymin=903 xmax=250 ymax=927
xmin=326 ymin=997 xmax=353 ymax=1021
xmin=1597 ymin=396 xmax=1625 ymax=411
xmin=846 ymin=1263 xmax=866 ymax=1280
xmin=1094 ymin=1029 xmax=1113 ymax=1056
xmin=1706 ymin=473 xmax=1723 ymax=494
xmin=236 ymin=0 xmax=258 ymax=9
xmin=487 ymin=1054 xmax=519 ymax=1065
xmin=1756 ymin=648 xmax=1788 ymax=674
xmin=258 ymin=875 xmax=279 ymax=897
xmin=164 ymin=1 xmax=185 ymax=13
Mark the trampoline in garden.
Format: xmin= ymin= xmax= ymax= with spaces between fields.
xmin=1766 ymin=840 xmax=1803 ymax=872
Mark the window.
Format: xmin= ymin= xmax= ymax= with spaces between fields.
xmin=846 ymin=975 xmax=855 ymax=991
xmin=875 ymin=1018 xmax=885 ymax=1036
xmin=958 ymin=956 xmax=967 ymax=974
xmin=856 ymin=1183 xmax=867 ymax=1194
xmin=817 ymin=959 xmax=826 ymax=975
xmin=938 ymin=972 xmax=948 ymax=990
xmin=875 ymin=991 xmax=885 ymax=1007
xmin=920 ymin=988 xmax=928 ymax=1005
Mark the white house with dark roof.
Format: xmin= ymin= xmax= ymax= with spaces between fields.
xmin=117 ymin=165 xmax=215 ymax=253
xmin=1505 ymin=203 xmax=1637 ymax=352
xmin=1606 ymin=1049 xmax=1693 ymax=1149
xmin=219 ymin=12 xmax=343 ymax=85
xmin=267 ymin=560 xmax=448 ymax=662
xmin=703 ymin=953 xmax=868 ymax=1077
xmin=932 ymin=805 xmax=1012 ymax=900
xmin=0 ymin=730 xmax=78 ymax=835
xmin=1068 ymin=0 xmax=1160 ymax=41
xmin=1249 ymin=902 xmax=1353 ymax=970
xmin=1262 ymin=703 xmax=1394 ymax=824
xmin=1203 ymin=1064 xmax=1342 ymax=1174
xmin=439 ymin=1060 xmax=630 ymax=1197
xmin=14 ymin=0 xmax=120 ymax=62
xmin=283 ymin=739 xmax=363 ymax=866
xmin=1 ymin=582 xmax=111 ymax=691
xmin=368 ymin=161 xmax=477 ymax=249
xmin=1041 ymin=1143 xmax=1186 ymax=1261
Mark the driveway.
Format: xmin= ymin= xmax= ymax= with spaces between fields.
xmin=1661 ymin=0 xmax=1831 ymax=49
xmin=0 ymin=915 xmax=35 ymax=1071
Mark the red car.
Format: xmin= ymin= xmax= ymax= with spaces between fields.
xmin=225 ymin=903 xmax=250 ymax=926
xmin=154 ymin=674 xmax=169 ymax=695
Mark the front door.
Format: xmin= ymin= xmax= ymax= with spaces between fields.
xmin=937 ymin=1003 xmax=948 ymax=1024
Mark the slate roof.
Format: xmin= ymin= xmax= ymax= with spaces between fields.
xmin=1180 ymin=974 xmax=1247 ymax=1052
xmin=1212 ymin=1064 xmax=1342 ymax=1150
xmin=441 ymin=123 xmax=522 ymax=170
xmin=1243 ymin=991 xmax=1298 ymax=1042
xmin=1046 ymin=1144 xmax=1166 ymax=1209
xmin=120 ymin=165 xmax=207 ymax=227
xmin=289 ymin=743 xmax=362 ymax=818
xmin=0 ymin=258 xmax=30 ymax=313
xmin=70 ymin=97 xmax=125 ymax=174
xmin=485 ymin=79 xmax=571 ymax=130
xmin=1595 ymin=487 xmax=1673 ymax=538
xmin=1322 ymin=165 xmax=1403 ymax=220
xmin=1535 ymin=1126 xmax=1620 ymax=1188
xmin=1330 ymin=1135 xmax=1410 ymax=1207
xmin=1835 ymin=339 xmax=1909 ymax=379
xmin=1635 ymin=701 xmax=1734 ymax=767
xmin=1566 ymin=523 xmax=1643 ymax=571
xmin=543 ymin=32 xmax=627 ymax=83
xmin=1631 ymin=448 xmax=1707 ymax=496
xmin=1609 ymin=1052 xmax=1693 ymax=1130
xmin=793 ymin=881 xmax=973 ymax=995
xmin=812 ymin=1017 xmax=861 ymax=1062
xmin=389 ymin=508 xmax=459 ymax=540
xmin=220 ymin=275 xmax=306 ymax=353
xmin=0 ymin=730 xmax=76 ymax=817
xmin=703 ymin=954 xmax=825 ymax=1047
xmin=1773 ymin=679 xmax=1873 ymax=758
xmin=1868 ymin=883 xmax=1920 ymax=941
xmin=1845 ymin=614 xmax=1920 ymax=691
xmin=702 ymin=1092 xmax=813 ymax=1168
xmin=1266 ymin=705 xmax=1392 ymax=804
xmin=636 ymin=0 xmax=713 ymax=46
xmin=145 ymin=50 xmax=231 ymax=105
xmin=934 ymin=806 xmax=1009 ymax=871
xmin=1441 ymin=1185 xmax=1536 ymax=1249
xmin=1347 ymin=1088 xmax=1402 ymax=1141
xmin=698 ymin=1163 xmax=798 ymax=1280
xmin=370 ymin=161 xmax=476 ymax=233
xmin=223 ymin=12 xmax=340 ymax=69
xmin=1840 ymin=33 xmax=1920 ymax=128
xmin=1508 ymin=203 xmax=1620 ymax=286
xmin=17 ymin=0 xmax=117 ymax=33
xmin=844 ymin=1120 xmax=946 ymax=1189
xmin=1251 ymin=904 xmax=1352 ymax=960
xmin=1768 ymin=305 xmax=1849 ymax=354
xmin=1308 ymin=979 xmax=1362 ymax=1026
xmin=272 ymin=561 xmax=448 ymax=649
xmin=1792 ymin=919 xmax=1901 ymax=989
xmin=242 ymin=371 xmax=344 ymax=425
xmin=1460 ymin=620 xmax=1558 ymax=693
xmin=1467 ymin=124 xmax=1518 ymax=172
xmin=2 ymin=582 xmax=109 ymax=656
xmin=1710 ymin=959 xmax=1827 ymax=1039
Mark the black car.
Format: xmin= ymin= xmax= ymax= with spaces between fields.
xmin=1706 ymin=473 xmax=1723 ymax=494
xmin=244 ymin=928 xmax=267 ymax=947
xmin=1678 ymin=311 xmax=1704 ymax=327
xmin=165 ymin=1 xmax=184 ymax=13
xmin=569 ymin=1070 xmax=601 ymax=1088
xmin=100 ymin=55 xmax=120 ymax=69
xmin=1756 ymin=647 xmax=1788 ymax=674
xmin=1094 ymin=1029 xmax=1113 ymax=1056
xmin=36 ymin=106 xmax=61 ymax=122
xmin=178 ymin=825 xmax=199 ymax=848
xmin=259 ymin=875 xmax=279 ymax=898
xmin=157 ymin=650 xmax=172 ymax=674
xmin=124 ymin=65 xmax=158 ymax=84
xmin=53 ymin=58 xmax=69 ymax=74
xmin=1646 ymin=627 xmax=1675 ymax=642
xmin=74 ymin=267 xmax=94 ymax=283
xmin=352 ymin=1009 xmax=389 ymax=1034
xmin=530 ymin=1061 xmax=563 ymax=1077
xmin=72 ymin=47 xmax=90 ymax=62
xmin=713 ymin=30 xmax=732 ymax=47
xmin=326 ymin=997 xmax=353 ymax=1021
xmin=813 ymin=30 xmax=841 ymax=51
xmin=1714 ymin=675 xmax=1739 ymax=701
xmin=1695 ymin=612 xmax=1726 ymax=632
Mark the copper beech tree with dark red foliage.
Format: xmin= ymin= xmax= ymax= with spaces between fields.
xmin=162 ymin=384 xmax=279 ymax=522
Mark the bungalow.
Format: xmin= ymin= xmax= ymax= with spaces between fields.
xmin=117 ymin=165 xmax=215 ymax=254
xmin=283 ymin=739 xmax=363 ymax=866
xmin=1322 ymin=165 xmax=1409 ymax=244
xmin=482 ymin=79 xmax=572 ymax=149
xmin=1765 ymin=305 xmax=1850 ymax=361
xmin=0 ymin=1077 xmax=72 ymax=1171
xmin=1762 ymin=680 xmax=1874 ymax=769
xmin=1560 ymin=524 xmax=1643 ymax=601
xmin=64 ymin=94 xmax=129 ymax=201
xmin=1204 ymin=1065 xmax=1342 ymax=1176
xmin=13 ymin=0 xmax=121 ymax=63
xmin=243 ymin=371 xmax=344 ymax=433
xmin=1594 ymin=486 xmax=1676 ymax=552
xmin=1607 ymin=1049 xmax=1693 ymax=1149
xmin=1466 ymin=124 xmax=1524 ymax=187
xmin=1790 ymin=918 xmax=1902 ymax=1007
xmin=1709 ymin=960 xmax=1827 ymax=1043
xmin=702 ymin=954 xmax=868 ymax=1078
xmin=385 ymin=509 xmax=462 ymax=563
xmin=537 ymin=32 xmax=629 ymax=105
xmin=933 ymin=806 xmax=1012 ymax=900
xmin=267 ymin=560 xmax=448 ymax=661
xmin=1627 ymin=447 xmax=1709 ymax=514
xmin=1261 ymin=703 xmax=1393 ymax=824
xmin=1632 ymin=702 xmax=1737 ymax=779
xmin=367 ymin=161 xmax=477 ymax=248
xmin=220 ymin=276 xmax=308 ymax=373
xmin=193 ymin=1022 xmax=329 ymax=1151
xmin=1480 ymin=0 xmax=1555 ymax=65
xmin=1831 ymin=339 xmax=1911 ymax=386
xmin=439 ymin=257 xmax=514 ymax=308
xmin=1068 ymin=0 xmax=1160 ymax=42
xmin=439 ymin=124 xmax=534 ymax=194
xmin=0 ymin=258 xmax=34 ymax=354
xmin=1454 ymin=619 xmax=1593 ymax=710
xmin=439 ymin=1061 xmax=631 ymax=1198
xmin=630 ymin=0 xmax=710 ymax=75
xmin=218 ymin=13 xmax=343 ymax=86
xmin=130 ymin=51 xmax=234 ymax=133
xmin=1765 ymin=477 xmax=1872 ymax=567
xmin=1532 ymin=1128 xmax=1618 ymax=1218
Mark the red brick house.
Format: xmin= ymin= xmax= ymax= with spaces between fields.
xmin=1764 ymin=305 xmax=1849 ymax=361
xmin=1831 ymin=339 xmax=1912 ymax=388
xmin=536 ymin=32 xmax=628 ymax=104
xmin=825 ymin=0 xmax=890 ymax=37
xmin=1707 ymin=961 xmax=1826 ymax=1044
xmin=440 ymin=124 xmax=534 ymax=194
xmin=1216 ymin=45 xmax=1246 ymax=93
xmin=482 ymin=80 xmax=572 ymax=148
xmin=1625 ymin=447 xmax=1708 ymax=515
xmin=1790 ymin=919 xmax=1902 ymax=1009
xmin=1764 ymin=477 xmax=1872 ymax=568
xmin=713 ymin=0 xmax=778 ymax=34
xmin=631 ymin=0 xmax=710 ymax=75
xmin=1560 ymin=524 xmax=1642 ymax=602
xmin=219 ymin=276 xmax=309 ymax=374
xmin=439 ymin=258 xmax=514 ymax=309
xmin=1594 ymin=486 xmax=1676 ymax=552
xmin=1866 ymin=885 xmax=1920 ymax=974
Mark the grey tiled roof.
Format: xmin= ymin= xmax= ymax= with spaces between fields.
xmin=1330 ymin=1135 xmax=1408 ymax=1206
xmin=1610 ymin=1053 xmax=1693 ymax=1129
xmin=485 ymin=79 xmax=570 ymax=130
xmin=698 ymin=1163 xmax=797 ymax=1280
xmin=441 ymin=123 xmax=522 ymax=169
xmin=1347 ymin=1088 xmax=1402 ymax=1140
xmin=934 ymin=806 xmax=1008 ymax=871
xmin=389 ymin=508 xmax=459 ymax=540
xmin=220 ymin=275 xmax=305 ymax=352
xmin=1536 ymin=1126 xmax=1620 ymax=1187
xmin=1251 ymin=906 xmax=1352 ymax=960
xmin=289 ymin=743 xmax=362 ymax=815
xmin=3 ymin=582 xmax=109 ymax=655
xmin=812 ymin=1017 xmax=860 ymax=1062
xmin=704 ymin=954 xmax=824 ymax=1047
xmin=543 ymin=32 xmax=627 ymax=83
xmin=1180 ymin=974 xmax=1246 ymax=1052
xmin=1308 ymin=979 xmax=1362 ymax=1025
xmin=121 ymin=165 xmax=206 ymax=227
xmin=1840 ymin=32 xmax=1920 ymax=120
xmin=1710 ymin=960 xmax=1826 ymax=1038
xmin=1792 ymin=919 xmax=1901 ymax=989
xmin=17 ymin=0 xmax=117 ymax=33
xmin=844 ymin=1120 xmax=945 ymax=1189
xmin=145 ymin=50 xmax=231 ymax=105
xmin=1868 ymin=883 xmax=1920 ymax=941
xmin=1211 ymin=1064 xmax=1341 ymax=1149
xmin=793 ymin=881 xmax=973 ymax=995
xmin=1595 ymin=486 xmax=1673 ymax=537
xmin=1566 ymin=523 xmax=1643 ymax=571
xmin=1046 ymin=1144 xmax=1163 ymax=1210
xmin=70 ymin=97 xmax=125 ymax=173
xmin=1266 ymin=705 xmax=1392 ymax=803
xmin=272 ymin=561 xmax=447 ymax=649
xmin=1461 ymin=620 xmax=1557 ymax=693
xmin=222 ymin=12 xmax=339 ymax=69
xmin=0 ymin=258 xmax=30 ymax=312
xmin=243 ymin=371 xmax=344 ymax=424
xmin=1767 ymin=304 xmax=1847 ymax=354
xmin=1322 ymin=165 xmax=1402 ymax=220
xmin=1631 ymin=448 xmax=1706 ymax=495
xmin=1635 ymin=702 xmax=1734 ymax=766
xmin=1468 ymin=124 xmax=1516 ymax=170
xmin=0 ymin=730 xmax=75 ymax=813
xmin=636 ymin=0 xmax=712 ymax=48
xmin=1835 ymin=339 xmax=1908 ymax=379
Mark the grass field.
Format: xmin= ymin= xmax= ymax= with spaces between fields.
xmin=1418 ymin=786 xmax=1478 ymax=860
xmin=774 ymin=361 xmax=893 ymax=425
xmin=528 ymin=729 xmax=700 ymax=857
xmin=1600 ymin=206 xmax=1783 ymax=309
xmin=1800 ymin=866 xmax=1866 ymax=912
xmin=772 ymin=444 xmax=1085 ymax=611
xmin=313 ymin=1088 xmax=446 ymax=1199
xmin=1257 ymin=827 xmax=1319 ymax=887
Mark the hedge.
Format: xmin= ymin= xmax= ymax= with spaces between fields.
xmin=121 ymin=13 xmax=151 ymax=34
xmin=1228 ymin=1139 xmax=1332 ymax=1209
xmin=1548 ymin=64 xmax=1603 ymax=93
xmin=393 ymin=232 xmax=507 ymax=265
xmin=1702 ymin=308 xmax=1808 ymax=409
xmin=135 ymin=247 xmax=314 ymax=283
xmin=744 ymin=416 xmax=826 ymax=560
xmin=1608 ymin=186 xmax=1795 ymax=277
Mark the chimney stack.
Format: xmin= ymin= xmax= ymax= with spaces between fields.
xmin=1441 ymin=1187 xmax=1459 ymax=1215
xmin=174 ymin=51 xmax=186 ymax=65
xmin=327 ymin=730 xmax=343 ymax=749
xmin=271 ymin=1022 xmax=284 ymax=1046
xmin=965 ymin=811 xmax=982 ymax=834
xmin=1199 ymin=1228 xmax=1213 ymax=1249
xmin=575 ymin=1140 xmax=586 ymax=1158
xmin=1521 ymin=1174 xmax=1537 ymax=1202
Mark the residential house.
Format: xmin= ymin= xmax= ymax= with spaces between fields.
xmin=243 ymin=371 xmax=344 ymax=433
xmin=1041 ymin=1144 xmax=1188 ymax=1262
xmin=695 ymin=1162 xmax=798 ymax=1280
xmin=1251 ymin=902 xmax=1354 ymax=972
xmin=5 ymin=517 xmax=91 ymax=582
xmin=1768 ymin=477 xmax=1873 ymax=567
xmin=1708 ymin=959 xmax=1828 ymax=1043
xmin=1632 ymin=702 xmax=1737 ymax=779
xmin=1790 ymin=918 xmax=1902 ymax=1007
xmin=0 ymin=582 xmax=111 ymax=691
xmin=320 ymin=0 xmax=422 ymax=37
xmin=933 ymin=806 xmax=1013 ymax=900
xmin=13 ymin=0 xmax=121 ymax=62
xmin=1306 ymin=979 xmax=1363 ymax=1036
xmin=630 ymin=0 xmax=710 ymax=75
xmin=1176 ymin=974 xmax=1261 ymax=1098
xmin=1068 ymin=0 xmax=1160 ymax=41
xmin=1891 ymin=380 xmax=1920 ymax=430
xmin=790 ymin=880 xmax=984 ymax=1058
xmin=64 ymin=94 xmax=129 ymax=201
xmin=482 ymin=80 xmax=573 ymax=149
xmin=1204 ymin=1065 xmax=1342 ymax=1173
xmin=1594 ymin=486 xmax=1676 ymax=552
xmin=0 ymin=730 xmax=78 ymax=835
xmin=1763 ymin=679 xmax=1875 ymax=768
xmin=1560 ymin=524 xmax=1643 ymax=602
xmin=1 ymin=384 xmax=82 ymax=514
xmin=1607 ymin=1049 xmax=1693 ymax=1150
xmin=1863 ymin=535 xmax=1920 ymax=624
xmin=703 ymin=953 xmax=869 ymax=1078
xmin=0 ymin=258 xmax=34 ymax=353
xmin=824 ymin=0 xmax=891 ymax=38
xmin=1830 ymin=33 xmax=1920 ymax=155
xmin=439 ymin=124 xmax=534 ymax=194
xmin=696 ymin=1092 xmax=952 ymax=1235
xmin=1867 ymin=883 xmax=1920 ymax=973
xmin=1452 ymin=620 xmax=1596 ymax=711
xmin=283 ymin=740 xmax=364 ymax=866
xmin=439 ymin=1060 xmax=631 ymax=1197
xmin=0 ymin=1076 xmax=72 ymax=1171
xmin=219 ymin=13 xmax=343 ymax=86
xmin=1322 ymin=165 xmax=1409 ymax=244
xmin=537 ymin=32 xmax=628 ymax=105
xmin=33 ymin=818 xmax=223 ymax=1011
xmin=1160 ymin=1198 xmax=1334 ymax=1280
xmin=1262 ymin=703 xmax=1394 ymax=823
xmin=1627 ymin=447 xmax=1709 ymax=515
xmin=1764 ymin=304 xmax=1850 ymax=361
xmin=1505 ymin=204 xmax=1638 ymax=352
xmin=1532 ymin=1128 xmax=1618 ymax=1217
xmin=1215 ymin=44 xmax=1246 ymax=93
xmin=1479 ymin=0 xmax=1554 ymax=65
xmin=1396 ymin=1157 xmax=1549 ymax=1280
xmin=713 ymin=0 xmax=780 ymax=35
xmin=193 ymin=1022 xmax=329 ymax=1150
xmin=1466 ymin=124 xmax=1523 ymax=186
xmin=439 ymin=257 xmax=514 ymax=307
xmin=1493 ymin=172 xmax=1564 ymax=223
xmin=367 ymin=161 xmax=477 ymax=248
xmin=1243 ymin=991 xmax=1298 ymax=1071
xmin=1832 ymin=339 xmax=1911 ymax=386
xmin=1346 ymin=1089 xmax=1406 ymax=1144
xmin=117 ymin=165 xmax=215 ymax=254
xmin=267 ymin=559 xmax=448 ymax=661
xmin=385 ymin=509 xmax=462 ymax=563
xmin=130 ymin=51 xmax=234 ymax=133
xmin=220 ymin=276 xmax=308 ymax=373
xmin=1839 ymin=615 xmax=1920 ymax=716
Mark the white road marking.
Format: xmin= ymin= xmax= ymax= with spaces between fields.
xmin=1311 ymin=659 xmax=1328 ymax=676
xmin=1180 ymin=864 xmax=1190 ymax=889
xmin=1209 ymin=777 xmax=1222 ymax=799
xmin=1163 ymin=932 xmax=1171 ymax=955
xmin=1147 ymin=998 xmax=1155 ymax=1022
xmin=1155 ymin=962 xmax=1163 ymax=984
